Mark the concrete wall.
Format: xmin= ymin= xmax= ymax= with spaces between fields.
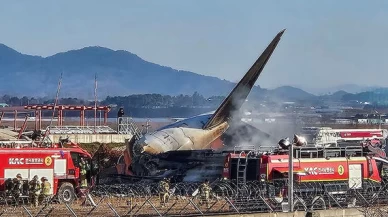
xmin=211 ymin=208 xmax=365 ymax=217
xmin=49 ymin=133 xmax=132 ymax=144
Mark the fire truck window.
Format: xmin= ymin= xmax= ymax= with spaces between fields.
xmin=71 ymin=152 xmax=81 ymax=167
xmin=272 ymin=171 xmax=285 ymax=180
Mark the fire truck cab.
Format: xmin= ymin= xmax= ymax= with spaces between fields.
xmin=0 ymin=140 xmax=96 ymax=204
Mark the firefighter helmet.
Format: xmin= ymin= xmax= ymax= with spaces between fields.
xmin=16 ymin=174 xmax=22 ymax=179
xmin=33 ymin=175 xmax=39 ymax=180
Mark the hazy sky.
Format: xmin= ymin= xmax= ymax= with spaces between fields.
xmin=1 ymin=0 xmax=388 ymax=91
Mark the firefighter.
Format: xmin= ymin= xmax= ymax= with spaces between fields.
xmin=79 ymin=157 xmax=90 ymax=188
xmin=39 ymin=177 xmax=51 ymax=204
xmin=12 ymin=174 xmax=23 ymax=204
xmin=5 ymin=178 xmax=13 ymax=195
xmin=117 ymin=107 xmax=125 ymax=118
xmin=159 ymin=178 xmax=170 ymax=207
xmin=199 ymin=179 xmax=211 ymax=208
xmin=28 ymin=175 xmax=40 ymax=207
xmin=117 ymin=107 xmax=125 ymax=132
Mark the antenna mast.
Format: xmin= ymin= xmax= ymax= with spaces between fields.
xmin=94 ymin=73 xmax=98 ymax=133
xmin=49 ymin=72 xmax=63 ymax=128
xmin=40 ymin=72 xmax=63 ymax=145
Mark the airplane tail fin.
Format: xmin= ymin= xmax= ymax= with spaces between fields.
xmin=203 ymin=29 xmax=285 ymax=130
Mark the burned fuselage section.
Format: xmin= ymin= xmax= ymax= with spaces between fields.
xmin=130 ymin=148 xmax=227 ymax=182
xmin=128 ymin=120 xmax=277 ymax=182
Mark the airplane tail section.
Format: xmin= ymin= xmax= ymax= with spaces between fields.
xmin=203 ymin=29 xmax=285 ymax=130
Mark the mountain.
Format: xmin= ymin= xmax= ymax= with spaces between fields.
xmin=329 ymin=90 xmax=349 ymax=100
xmin=0 ymin=43 xmax=308 ymax=100
xmin=270 ymin=86 xmax=315 ymax=101
xmin=316 ymin=90 xmax=349 ymax=101
xmin=302 ymin=84 xmax=382 ymax=95
xmin=341 ymin=88 xmax=388 ymax=104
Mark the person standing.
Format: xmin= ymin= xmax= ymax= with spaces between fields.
xmin=12 ymin=174 xmax=23 ymax=205
xmin=79 ymin=157 xmax=90 ymax=188
xmin=159 ymin=178 xmax=170 ymax=207
xmin=29 ymin=175 xmax=40 ymax=207
xmin=39 ymin=177 xmax=51 ymax=204
xmin=199 ymin=179 xmax=211 ymax=208
xmin=117 ymin=107 xmax=125 ymax=132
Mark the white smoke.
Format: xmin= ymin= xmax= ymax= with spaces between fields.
xmin=221 ymin=87 xmax=303 ymax=151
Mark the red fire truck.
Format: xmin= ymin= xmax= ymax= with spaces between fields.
xmin=0 ymin=140 xmax=95 ymax=204
xmin=222 ymin=139 xmax=388 ymax=208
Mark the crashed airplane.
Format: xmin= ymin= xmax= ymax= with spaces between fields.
xmin=117 ymin=29 xmax=285 ymax=182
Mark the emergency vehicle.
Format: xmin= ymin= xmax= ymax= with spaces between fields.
xmin=0 ymin=140 xmax=96 ymax=204
xmin=222 ymin=137 xmax=388 ymax=209
xmin=300 ymin=127 xmax=388 ymax=147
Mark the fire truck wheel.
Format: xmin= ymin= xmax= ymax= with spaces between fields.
xmin=58 ymin=182 xmax=76 ymax=204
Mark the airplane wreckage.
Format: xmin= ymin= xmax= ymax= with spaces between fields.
xmin=116 ymin=29 xmax=286 ymax=182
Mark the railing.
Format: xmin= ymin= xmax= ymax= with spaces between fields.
xmin=232 ymin=145 xmax=277 ymax=154
xmin=117 ymin=117 xmax=142 ymax=138
xmin=0 ymin=140 xmax=36 ymax=148
xmin=233 ymin=145 xmax=256 ymax=153
xmin=293 ymin=145 xmax=365 ymax=159
xmin=46 ymin=126 xmax=117 ymax=134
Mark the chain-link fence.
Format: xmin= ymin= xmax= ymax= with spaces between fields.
xmin=1 ymin=179 xmax=388 ymax=216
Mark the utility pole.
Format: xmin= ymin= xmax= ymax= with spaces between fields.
xmin=288 ymin=143 xmax=294 ymax=212
xmin=380 ymin=114 xmax=382 ymax=130
xmin=375 ymin=110 xmax=382 ymax=129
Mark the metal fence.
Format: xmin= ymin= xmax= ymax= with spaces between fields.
xmin=1 ymin=179 xmax=388 ymax=216
xmin=47 ymin=126 xmax=117 ymax=134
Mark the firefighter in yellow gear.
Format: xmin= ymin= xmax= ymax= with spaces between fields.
xmin=159 ymin=178 xmax=170 ymax=207
xmin=39 ymin=177 xmax=51 ymax=204
xmin=29 ymin=175 xmax=40 ymax=207
xmin=79 ymin=157 xmax=89 ymax=188
xmin=199 ymin=179 xmax=211 ymax=208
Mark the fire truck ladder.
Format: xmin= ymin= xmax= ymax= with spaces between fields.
xmin=236 ymin=151 xmax=250 ymax=189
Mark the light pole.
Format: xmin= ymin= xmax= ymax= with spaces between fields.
xmin=380 ymin=114 xmax=382 ymax=129
xmin=288 ymin=143 xmax=294 ymax=212
xmin=375 ymin=110 xmax=382 ymax=129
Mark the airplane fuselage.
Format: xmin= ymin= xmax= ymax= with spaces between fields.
xmin=132 ymin=113 xmax=229 ymax=156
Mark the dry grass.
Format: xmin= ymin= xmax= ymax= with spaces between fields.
xmin=0 ymin=196 xmax=232 ymax=217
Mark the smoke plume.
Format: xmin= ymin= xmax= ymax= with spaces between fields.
xmin=221 ymin=88 xmax=302 ymax=151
